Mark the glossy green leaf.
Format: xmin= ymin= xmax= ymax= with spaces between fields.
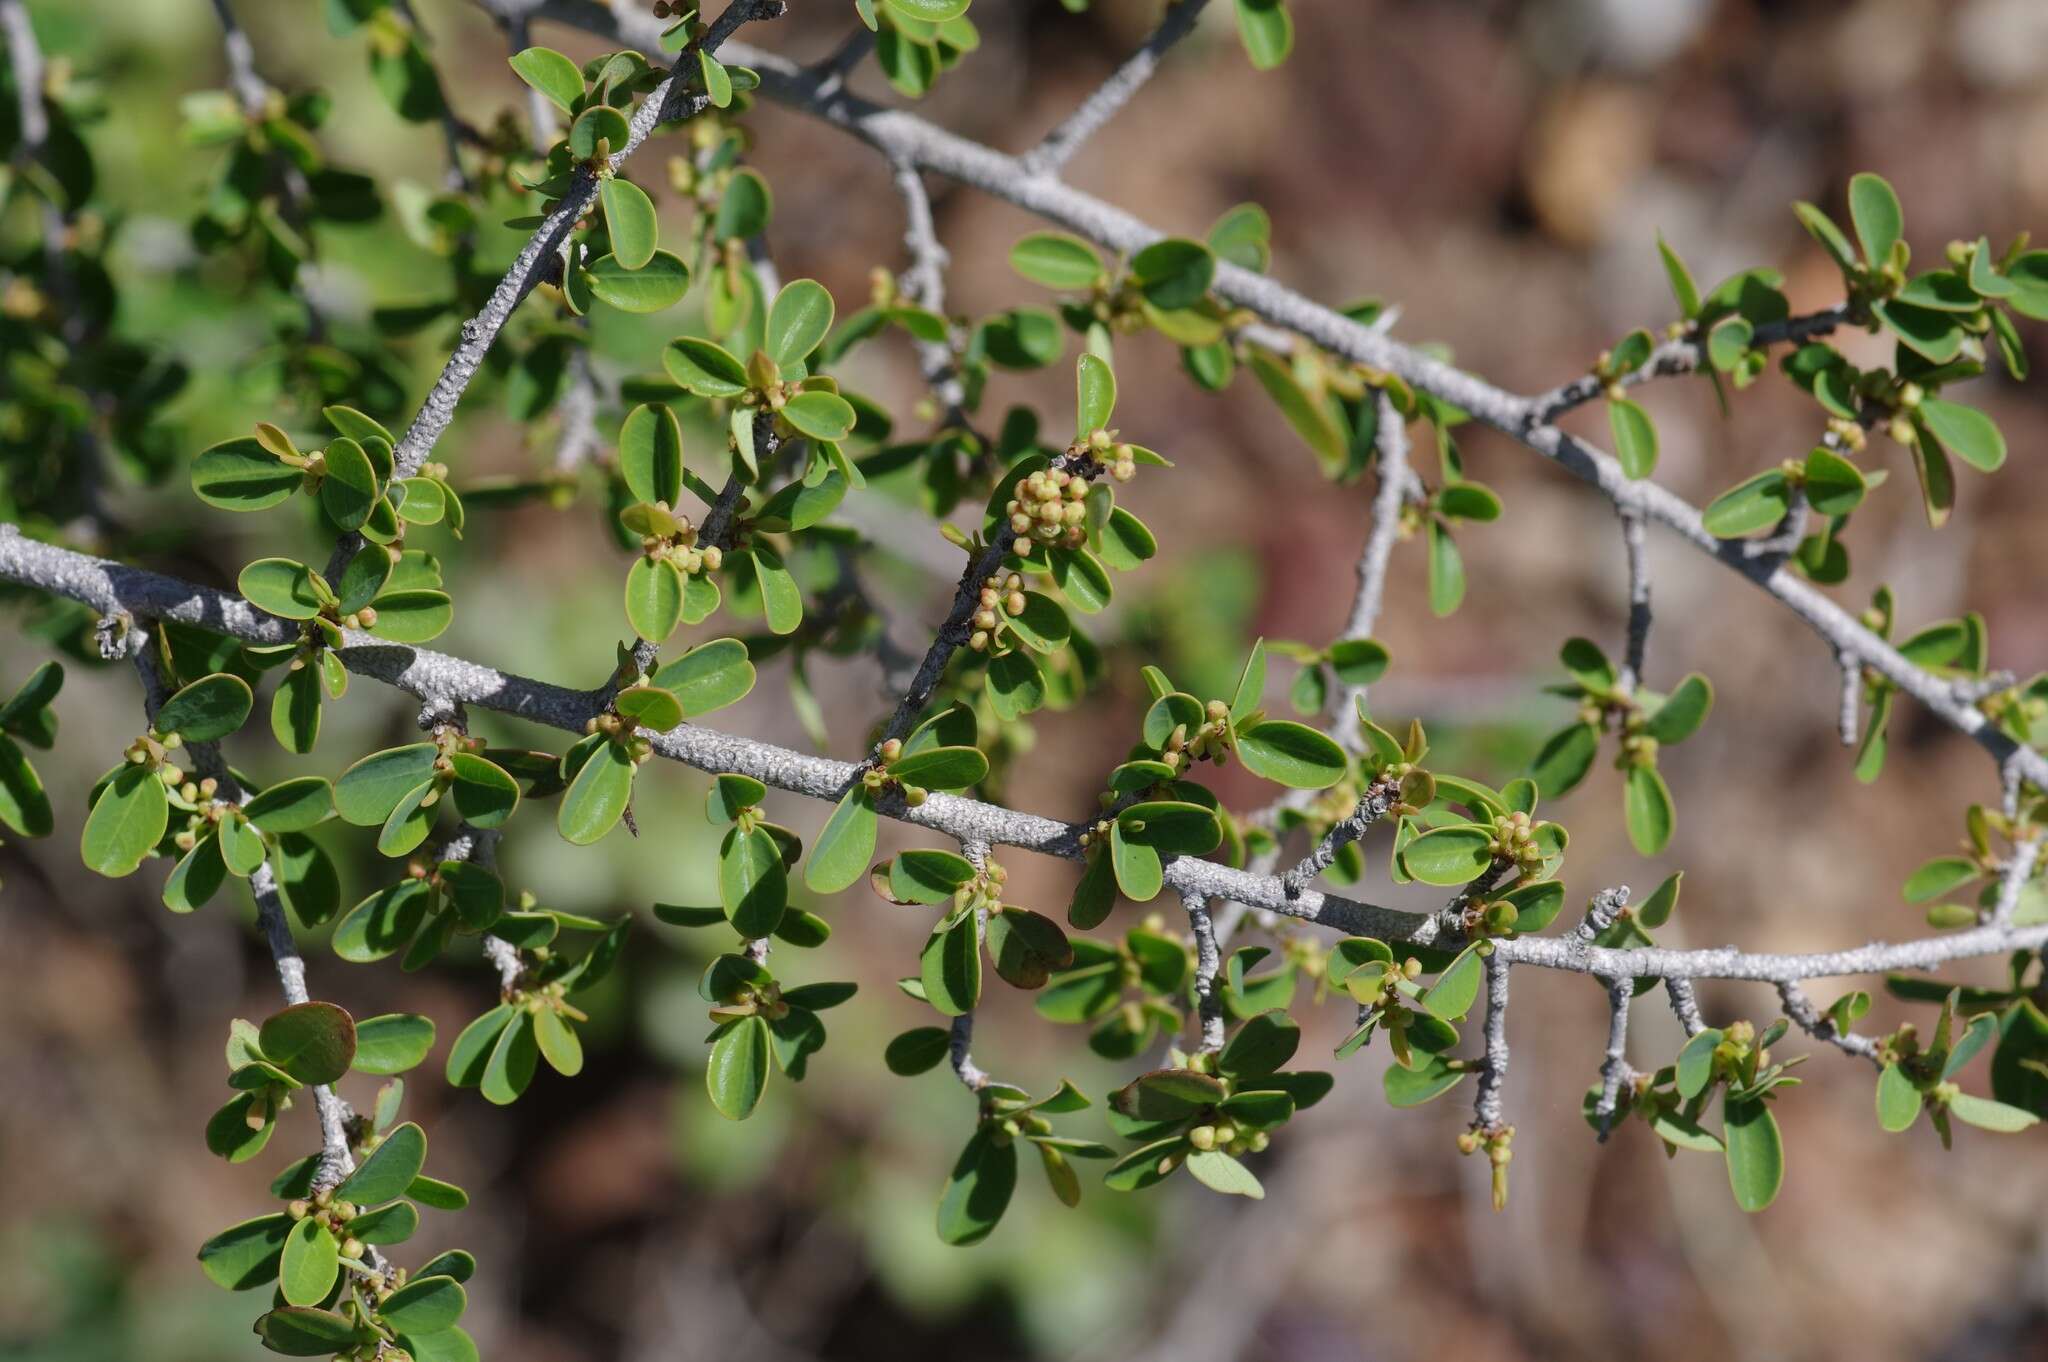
xmin=1420 ymin=944 xmax=1484 ymax=1021
xmin=1918 ymin=398 xmax=2006 ymax=473
xmin=260 ymin=1002 xmax=357 ymax=1085
xmin=1876 ymin=1062 xmax=1922 ymax=1132
xmin=1608 ymin=398 xmax=1657 ymax=479
xmin=508 ymin=46 xmax=583 ymax=113
xmin=197 ymin=1213 xmax=291 ymax=1291
xmin=1701 ymin=470 xmax=1791 ymax=538
xmin=583 ymin=251 xmax=690 ymax=313
xmin=920 ymin=912 xmax=983 ymax=1016
xmin=1236 ymin=719 xmax=1346 ymax=789
xmin=1624 ymin=763 xmax=1675 ymax=856
xmin=720 ymin=825 xmax=788 ymax=938
xmin=624 ymin=556 xmax=684 ymax=643
xmin=707 ymin=1014 xmax=772 ymax=1119
xmin=1723 ymin=1099 xmax=1784 ymax=1211
xmin=277 ymin=1218 xmax=339 ymax=1307
xmin=334 ymin=744 xmax=437 ymax=825
xmin=600 ymin=177 xmax=659 ymax=270
xmin=353 ymin=1013 xmax=436 ymax=1076
xmin=766 ymin=279 xmax=835 ymax=368
xmin=379 ymin=1275 xmax=467 ymax=1334
xmin=81 ymin=764 xmax=168 ymax=877
xmin=557 ymin=738 xmax=635 ymax=844
xmin=806 ymin=785 xmax=878 ymax=893
xmin=1010 ymin=232 xmax=1103 ymax=290
xmin=238 ymin=558 xmax=325 ymax=619
xmin=1076 ymin=352 xmax=1116 ymax=432
xmin=1643 ymin=674 xmax=1713 ymax=745
xmin=1847 ymin=171 xmax=1901 ymax=267
xmin=937 ymin=1127 xmax=1017 ymax=1245
xmin=1233 ymin=0 xmax=1293 ymax=69
xmin=335 ymin=1120 xmax=427 ymax=1205
xmin=191 ymin=438 xmax=298 ymax=511
xmin=652 ymin=638 xmax=756 ymax=717
xmin=1398 ymin=823 xmax=1494 ymax=886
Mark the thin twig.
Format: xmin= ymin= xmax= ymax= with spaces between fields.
xmin=1183 ymin=890 xmax=1225 ymax=1053
xmin=1021 ymin=0 xmax=1213 ymax=178
xmin=1775 ymin=980 xmax=1879 ymax=1065
xmin=1616 ymin=502 xmax=1650 ymax=693
xmin=1593 ymin=976 xmax=1635 ymax=1138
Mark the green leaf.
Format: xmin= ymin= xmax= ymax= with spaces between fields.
xmin=1109 ymin=819 xmax=1163 ymax=902
xmin=481 ymin=1011 xmax=538 ymax=1104
xmin=1656 ymin=232 xmax=1701 ymax=318
xmin=558 ymin=739 xmax=635 ymax=844
xmin=618 ymin=403 xmax=685 ymax=507
xmin=238 ymin=557 xmax=325 ymax=619
xmin=353 ymin=1014 xmax=436 ymax=1076
xmin=1917 ymin=398 xmax=2006 ymax=473
xmin=509 ymin=46 xmax=584 ymax=114
xmin=624 ymin=556 xmax=685 ymax=643
xmin=698 ymin=49 xmax=732 ymax=107
xmin=713 ymin=167 xmax=772 ymax=239
xmin=1530 ymin=722 xmax=1599 ymax=799
xmin=1624 ymin=763 xmax=1675 ymax=856
xmin=651 ymin=637 xmax=756 ymax=717
xmin=1802 ymin=446 xmax=1867 ymax=517
xmin=1000 ymin=591 xmax=1071 ymax=654
xmin=583 ymin=250 xmax=690 ymax=313
xmin=1177 ymin=1147 xmax=1260 ymax=1199
xmin=920 ymin=912 xmax=983 ymax=1015
xmin=1383 ymin=1055 xmax=1465 ymax=1107
xmin=600 ymin=177 xmax=659 ymax=270
xmin=1637 ymin=870 xmax=1682 ymax=928
xmin=720 ymin=825 xmax=788 ymax=938
xmin=1235 ymin=719 xmax=1345 ymax=789
xmin=277 ymin=1218 xmax=339 ymax=1307
xmin=1675 ymin=1031 xmax=1724 ymax=1110
xmin=197 ymin=1212 xmax=291 ymax=1290
xmin=1421 ymin=944 xmax=1485 ymax=1021
xmin=1076 ymin=352 xmax=1116 ymax=432
xmin=81 ymin=764 xmax=169 ymax=877
xmin=1723 ymin=1098 xmax=1784 ymax=1211
xmin=191 ymin=437 xmax=299 ymax=511
xmin=260 ymin=1002 xmax=357 ymax=1085
xmin=766 ymin=279 xmax=835 ymax=368
xmin=615 ymin=684 xmax=683 ymax=734
xmin=1233 ymin=0 xmax=1293 ymax=70
xmin=1116 ymin=800 xmax=1223 ymax=855
xmin=781 ymin=390 xmax=856 ymax=442
xmin=1794 ymin=202 xmax=1858 ymax=272
xmin=663 ymin=337 xmax=749 ymax=397
xmin=1847 ymin=171 xmax=1902 ymax=267
xmin=318 ymin=438 xmax=379 ymax=531
xmin=446 ymin=752 xmax=518 ymax=829
xmin=1904 ymin=855 xmax=1979 ymax=904
xmin=335 ymin=1121 xmax=426 ymax=1204
xmin=937 ymin=1127 xmax=1018 ymax=1245
xmin=1131 ymin=238 xmax=1216 ymax=310
xmin=379 ymin=1275 xmax=467 ymax=1334
xmin=0 ymin=735 xmax=49 ymax=839
xmin=334 ymin=744 xmax=438 ymax=825
xmin=885 ymin=1026 xmax=953 ymax=1075
xmin=889 ymin=745 xmax=988 ymax=791
xmin=806 ymin=785 xmax=878 ymax=893
xmin=255 ymin=1307 xmax=358 ymax=1355
xmin=1218 ymin=1010 xmax=1300 ymax=1078
xmin=1010 ymin=232 xmax=1103 ymax=290
xmin=1247 ymin=351 xmax=1343 ymax=470
xmin=363 ymin=589 xmax=451 ymax=644
xmin=1608 ymin=398 xmax=1658 ymax=479
xmin=707 ymin=1014 xmax=772 ymax=1119
xmin=1426 ymin=519 xmax=1463 ymax=616
xmin=445 ymin=1005 xmax=514 ymax=1089
xmin=1399 ymin=824 xmax=1494 ymax=886
xmin=242 ymin=776 xmax=333 ymax=834
xmin=567 ymin=103 xmax=628 ymax=159
xmin=154 ymin=673 xmax=253 ymax=743
xmin=1875 ymin=299 xmax=1963 ymax=364
xmin=1643 ymin=674 xmax=1713 ymax=745
xmin=1876 ymin=1062 xmax=1922 ymax=1132
xmin=1700 ymin=469 xmax=1791 ymax=538
xmin=1947 ymin=1091 xmax=2040 ymax=1133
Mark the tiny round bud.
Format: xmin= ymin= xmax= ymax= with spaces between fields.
xmin=341 ymin=1238 xmax=364 ymax=1261
xmin=288 ymin=1200 xmax=310 ymax=1220
xmin=1113 ymin=463 xmax=1135 ymax=483
xmin=1188 ymin=1125 xmax=1218 ymax=1151
xmin=969 ymin=630 xmax=989 ymax=651
xmin=1889 ymin=415 xmax=1916 ymax=445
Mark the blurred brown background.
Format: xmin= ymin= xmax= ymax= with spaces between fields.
xmin=6 ymin=0 xmax=2048 ymax=1359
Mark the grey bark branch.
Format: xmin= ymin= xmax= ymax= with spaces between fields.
xmin=1 ymin=0 xmax=47 ymax=153
xmin=393 ymin=0 xmax=782 ymax=483
xmin=1775 ymin=980 xmax=1879 ymax=1065
xmin=1616 ymin=504 xmax=1650 ymax=693
xmin=128 ymin=627 xmax=358 ymax=1189
xmin=1281 ymin=777 xmax=1397 ymax=899
xmin=1473 ymin=952 xmax=1510 ymax=1130
xmin=1020 ymin=0 xmax=1213 ymax=177
xmin=1664 ymin=977 xmax=1707 ymax=1037
xmin=500 ymin=12 xmax=2048 ymax=797
xmin=1836 ymin=650 xmax=1860 ymax=747
xmin=888 ymin=158 xmax=967 ymax=417
xmin=1593 ymin=977 xmax=1635 ymax=1138
xmin=1183 ymin=890 xmax=1225 ymax=1053
xmin=12 ymin=528 xmax=2045 ymax=988
xmin=1990 ymin=835 xmax=2043 ymax=930
xmin=948 ymin=839 xmax=991 ymax=1091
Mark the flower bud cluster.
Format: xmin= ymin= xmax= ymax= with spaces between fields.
xmin=968 ymin=572 xmax=1027 ymax=652
xmin=1006 ymin=467 xmax=1090 ymax=548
